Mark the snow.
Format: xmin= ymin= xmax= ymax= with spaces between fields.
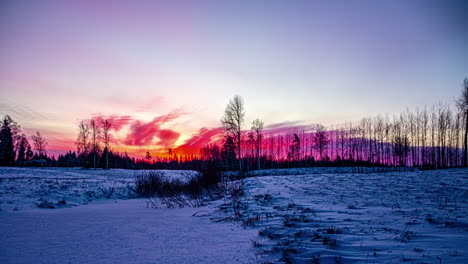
xmin=0 ymin=167 xmax=197 ymax=211
xmin=1 ymin=167 xmax=467 ymax=263
xmin=218 ymin=168 xmax=468 ymax=263
xmin=0 ymin=199 xmax=257 ymax=264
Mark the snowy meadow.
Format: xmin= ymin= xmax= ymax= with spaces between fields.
xmin=0 ymin=167 xmax=467 ymax=263
xmin=2 ymin=1 xmax=467 ymax=263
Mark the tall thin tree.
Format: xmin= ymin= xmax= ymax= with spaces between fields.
xmin=456 ymin=78 xmax=468 ymax=167
xmin=76 ymin=121 xmax=90 ymax=165
xmin=89 ymin=119 xmax=101 ymax=169
xmin=221 ymin=95 xmax=245 ymax=176
xmin=31 ymin=131 xmax=47 ymax=158
xmin=251 ymin=118 xmax=264 ymax=170
xmin=101 ymin=119 xmax=112 ymax=169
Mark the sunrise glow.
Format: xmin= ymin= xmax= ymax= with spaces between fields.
xmin=1 ymin=0 xmax=467 ymax=159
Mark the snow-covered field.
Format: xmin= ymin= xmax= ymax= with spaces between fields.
xmin=219 ymin=168 xmax=468 ymax=263
xmin=0 ymin=167 xmax=467 ymax=263
xmin=0 ymin=199 xmax=257 ymax=264
xmin=0 ymin=167 xmax=196 ymax=211
xmin=0 ymin=167 xmax=256 ymax=264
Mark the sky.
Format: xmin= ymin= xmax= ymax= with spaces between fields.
xmin=1 ymin=0 xmax=467 ymax=158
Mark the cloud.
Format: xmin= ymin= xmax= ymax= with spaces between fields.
xmin=172 ymin=121 xmax=317 ymax=156
xmin=122 ymin=110 xmax=186 ymax=147
xmin=52 ymin=113 xmax=321 ymax=159
xmin=155 ymin=129 xmax=180 ymax=148
xmin=264 ymin=121 xmax=316 ymax=135
xmin=174 ymin=127 xmax=224 ymax=155
xmin=91 ymin=115 xmax=134 ymax=131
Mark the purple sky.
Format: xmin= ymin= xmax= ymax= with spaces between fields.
xmin=0 ymin=0 xmax=467 ymax=156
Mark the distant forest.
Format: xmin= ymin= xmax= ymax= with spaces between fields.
xmin=1 ymin=78 xmax=467 ymax=171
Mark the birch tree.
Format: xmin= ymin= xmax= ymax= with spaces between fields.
xmin=221 ymin=95 xmax=245 ymax=176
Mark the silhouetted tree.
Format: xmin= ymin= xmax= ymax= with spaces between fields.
xmin=456 ymin=78 xmax=468 ymax=167
xmin=288 ymin=133 xmax=300 ymax=162
xmin=145 ymin=151 xmax=152 ymax=163
xmin=16 ymin=134 xmax=31 ymax=163
xmin=252 ymin=118 xmax=264 ymax=170
xmin=76 ymin=121 xmax=90 ymax=156
xmin=0 ymin=115 xmax=16 ymax=166
xmin=394 ymin=135 xmax=409 ymax=166
xmin=57 ymin=151 xmax=80 ymax=167
xmin=247 ymin=131 xmax=255 ymax=170
xmin=314 ymin=124 xmax=329 ymax=161
xmin=221 ymin=95 xmax=245 ymax=175
xmin=101 ymin=119 xmax=111 ymax=169
xmin=31 ymin=131 xmax=47 ymax=158
xmin=89 ymin=119 xmax=101 ymax=169
xmin=200 ymin=144 xmax=220 ymax=162
xmin=221 ymin=136 xmax=237 ymax=170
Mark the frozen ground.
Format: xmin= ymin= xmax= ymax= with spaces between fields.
xmin=0 ymin=167 xmax=197 ymax=211
xmin=0 ymin=167 xmax=258 ymax=264
xmin=240 ymin=167 xmax=391 ymax=177
xmin=217 ymin=168 xmax=468 ymax=263
xmin=0 ymin=167 xmax=467 ymax=264
xmin=0 ymin=199 xmax=257 ymax=264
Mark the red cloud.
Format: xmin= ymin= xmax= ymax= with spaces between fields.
xmin=123 ymin=110 xmax=185 ymax=147
xmin=172 ymin=122 xmax=316 ymax=157
xmin=74 ymin=114 xmax=322 ymax=159
xmin=174 ymin=127 xmax=224 ymax=156
xmin=155 ymin=129 xmax=180 ymax=148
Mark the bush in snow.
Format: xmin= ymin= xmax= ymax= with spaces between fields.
xmin=134 ymin=167 xmax=223 ymax=208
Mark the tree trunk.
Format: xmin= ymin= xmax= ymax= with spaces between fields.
xmin=238 ymin=135 xmax=242 ymax=177
xmin=464 ymin=111 xmax=468 ymax=167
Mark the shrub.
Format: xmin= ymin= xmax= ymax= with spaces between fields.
xmin=133 ymin=166 xmax=223 ymax=207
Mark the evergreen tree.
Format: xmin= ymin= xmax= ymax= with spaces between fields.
xmin=0 ymin=115 xmax=15 ymax=166
xmin=16 ymin=134 xmax=31 ymax=163
xmin=221 ymin=136 xmax=236 ymax=170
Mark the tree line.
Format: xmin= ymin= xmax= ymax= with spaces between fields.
xmin=1 ymin=78 xmax=466 ymax=171
xmin=217 ymin=103 xmax=465 ymax=171
xmin=210 ymin=78 xmax=468 ymax=173
xmin=0 ymin=115 xmax=49 ymax=166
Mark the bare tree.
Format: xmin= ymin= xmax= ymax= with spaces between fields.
xmin=89 ymin=119 xmax=101 ymax=169
xmin=76 ymin=121 xmax=90 ymax=157
xmin=314 ymin=124 xmax=329 ymax=161
xmin=421 ymin=107 xmax=429 ymax=165
xmin=251 ymin=118 xmax=263 ymax=170
xmin=456 ymin=78 xmax=468 ymax=167
xmin=31 ymin=131 xmax=47 ymax=158
xmin=454 ymin=112 xmax=462 ymax=166
xmin=289 ymin=133 xmax=301 ymax=162
xmin=101 ymin=119 xmax=112 ymax=169
xmin=247 ymin=131 xmax=255 ymax=170
xmin=221 ymin=95 xmax=245 ymax=176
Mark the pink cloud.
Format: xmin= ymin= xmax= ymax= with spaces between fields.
xmin=155 ymin=129 xmax=180 ymax=148
xmin=174 ymin=127 xmax=224 ymax=155
xmin=122 ymin=110 xmax=186 ymax=147
xmin=91 ymin=115 xmax=134 ymax=131
xmin=173 ymin=121 xmax=316 ymax=156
